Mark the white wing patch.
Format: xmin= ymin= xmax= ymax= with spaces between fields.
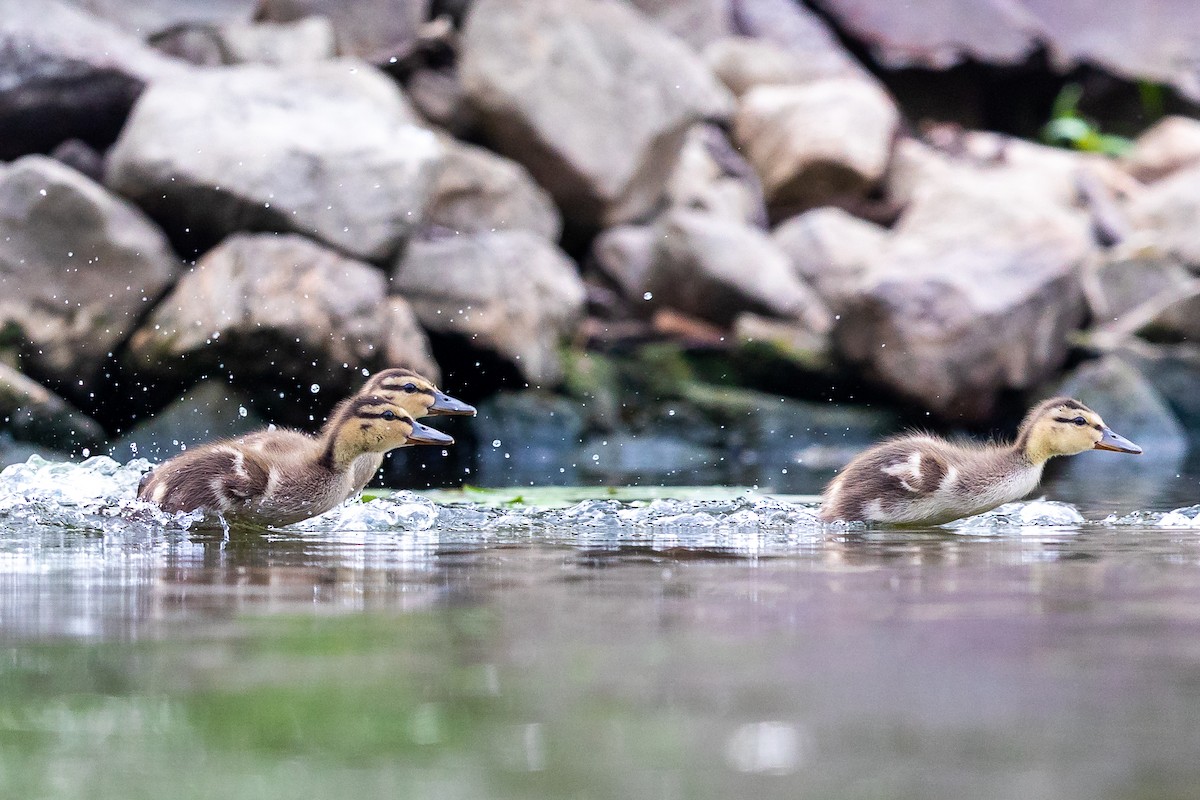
xmin=881 ymin=452 xmax=924 ymax=493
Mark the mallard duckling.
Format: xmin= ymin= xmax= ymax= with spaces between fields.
xmin=346 ymin=367 xmax=476 ymax=495
xmin=138 ymin=395 xmax=454 ymax=527
xmin=819 ymin=397 xmax=1142 ymax=525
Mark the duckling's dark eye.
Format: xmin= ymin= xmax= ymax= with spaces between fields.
xmin=382 ymin=410 xmax=397 ymax=421
xmin=402 ymin=383 xmax=418 ymax=393
xmin=1072 ymin=416 xmax=1087 ymax=426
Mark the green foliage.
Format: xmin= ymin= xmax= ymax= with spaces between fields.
xmin=1041 ymin=83 xmax=1134 ymax=156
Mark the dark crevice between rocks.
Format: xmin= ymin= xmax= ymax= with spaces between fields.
xmin=796 ymin=0 xmax=1197 ymax=141
xmin=423 ymin=330 xmax=525 ymax=405
xmin=0 ymin=71 xmax=141 ymax=161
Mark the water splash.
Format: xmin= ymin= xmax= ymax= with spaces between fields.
xmin=946 ymin=500 xmax=1086 ymax=534
xmin=0 ymin=455 xmax=1195 ymax=540
xmin=1104 ymin=504 xmax=1200 ymax=529
xmin=0 ymin=455 xmax=199 ymax=530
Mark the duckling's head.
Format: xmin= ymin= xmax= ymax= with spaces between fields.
xmin=361 ymin=368 xmax=476 ymax=418
xmin=323 ymin=395 xmax=454 ymax=470
xmin=1017 ymin=396 xmax=1142 ymax=465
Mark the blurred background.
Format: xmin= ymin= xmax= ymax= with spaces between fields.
xmin=2 ymin=0 xmax=1199 ymax=492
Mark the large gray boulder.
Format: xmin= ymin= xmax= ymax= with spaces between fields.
xmin=425 ymin=137 xmax=562 ymax=240
xmin=459 ymin=0 xmax=733 ymax=227
xmin=596 ymin=209 xmax=831 ymax=331
xmin=0 ymin=156 xmax=180 ymax=390
xmin=106 ymin=60 xmax=442 ymax=263
xmin=834 ymin=180 xmax=1094 ymax=421
xmin=0 ymin=0 xmax=188 ymax=159
xmin=0 ymin=363 xmax=105 ymax=453
xmin=733 ymin=78 xmax=899 ymax=214
xmin=255 ymin=0 xmax=429 ymax=63
xmin=126 ymin=232 xmax=438 ymax=400
xmin=393 ymin=231 xmax=586 ymax=387
xmin=771 ymin=206 xmax=888 ymax=312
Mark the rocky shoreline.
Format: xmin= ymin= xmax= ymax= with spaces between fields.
xmin=2 ymin=0 xmax=1199 ymax=487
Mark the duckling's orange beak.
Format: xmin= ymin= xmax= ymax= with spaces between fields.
xmin=1094 ymin=426 xmax=1142 ymax=454
xmin=429 ymin=390 xmax=476 ymax=416
xmin=407 ymin=421 xmax=455 ymax=446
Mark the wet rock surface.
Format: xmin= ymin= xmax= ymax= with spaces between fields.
xmin=126 ymin=232 xmax=433 ymax=418
xmin=106 ymin=60 xmax=441 ymax=261
xmin=0 ymin=156 xmax=180 ymax=391
xmin=0 ymin=362 xmax=105 ymax=453
xmin=106 ymin=379 xmax=265 ymax=462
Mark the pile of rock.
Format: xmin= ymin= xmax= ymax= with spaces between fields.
xmin=1 ymin=0 xmax=1198 ymax=477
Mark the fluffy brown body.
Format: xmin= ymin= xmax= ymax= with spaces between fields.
xmin=137 ymin=391 xmax=455 ymax=528
xmin=819 ymin=397 xmax=1142 ymax=525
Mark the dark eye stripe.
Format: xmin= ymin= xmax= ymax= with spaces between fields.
xmin=379 ymin=381 xmax=433 ymax=395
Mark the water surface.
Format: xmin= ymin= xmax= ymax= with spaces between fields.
xmin=1 ymin=456 xmax=1199 ymax=800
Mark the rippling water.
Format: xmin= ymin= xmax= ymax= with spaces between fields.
xmin=1 ymin=455 xmax=1200 ymax=800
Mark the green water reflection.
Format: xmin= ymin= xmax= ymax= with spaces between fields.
xmin=3 ymin=495 xmax=1200 ymax=798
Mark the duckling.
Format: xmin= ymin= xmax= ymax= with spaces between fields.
xmin=346 ymin=367 xmax=476 ymax=495
xmin=137 ymin=394 xmax=454 ymax=527
xmin=229 ymin=368 xmax=476 ymax=499
xmin=819 ymin=397 xmax=1142 ymax=525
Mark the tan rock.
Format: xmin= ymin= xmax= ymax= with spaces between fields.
xmin=734 ymin=78 xmax=899 ymax=213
